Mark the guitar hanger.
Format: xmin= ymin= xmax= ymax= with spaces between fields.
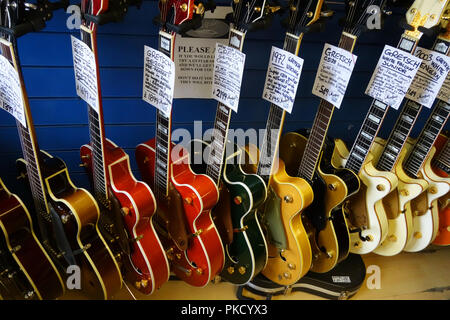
xmin=83 ymin=0 xmax=142 ymax=25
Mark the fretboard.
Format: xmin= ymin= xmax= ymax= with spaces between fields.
xmin=256 ymin=33 xmax=301 ymax=184
xmin=81 ymin=25 xmax=109 ymax=204
xmin=205 ymin=28 xmax=246 ymax=185
xmin=432 ymin=136 xmax=450 ymax=174
xmin=346 ymin=34 xmax=419 ymax=174
xmin=375 ymin=35 xmax=450 ymax=173
xmin=403 ymin=98 xmax=450 ymax=178
xmin=154 ymin=30 xmax=174 ymax=200
xmin=297 ymin=32 xmax=357 ymax=182
xmin=0 ymin=39 xmax=50 ymax=221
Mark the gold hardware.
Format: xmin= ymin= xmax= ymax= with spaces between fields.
xmin=10 ymin=245 xmax=21 ymax=253
xmin=290 ymin=6 xmax=296 ymax=11
xmin=79 ymin=163 xmax=87 ymax=167
xmin=135 ymin=281 xmax=141 ymax=289
xmin=238 ymin=266 xmax=246 ymax=275
xmin=194 ymin=3 xmax=205 ymax=15
xmin=414 ymin=232 xmax=422 ymax=239
xmin=132 ymin=234 xmax=144 ymax=242
xmin=192 ymin=229 xmax=203 ymax=237
xmin=81 ymin=155 xmax=90 ymax=160
xmin=354 ymin=241 xmax=361 ymax=248
xmin=16 ymin=172 xmax=26 ymax=180
xmin=184 ymin=197 xmax=193 ymax=205
xmin=410 ymin=8 xmax=417 ymax=14
xmin=429 ymin=186 xmax=438 ymax=194
xmin=121 ymin=207 xmax=130 ymax=215
xmin=233 ymin=225 xmax=248 ymax=232
xmin=176 ymin=253 xmax=182 ymax=260
xmin=400 ymin=189 xmax=409 ymax=196
xmin=141 ymin=279 xmax=148 ymax=288
xmin=326 ymin=251 xmax=334 ymax=259
xmin=233 ymin=0 xmax=239 ymax=3
xmin=288 ymin=263 xmax=296 ymax=270
xmin=254 ymin=7 xmax=261 ymax=12
xmin=61 ymin=214 xmax=70 ymax=224
xmin=180 ymin=3 xmax=188 ymax=12
xmin=376 ymin=184 xmax=385 ymax=191
xmin=430 ymin=14 xmax=436 ymax=20
xmin=328 ymin=183 xmax=337 ymax=191
xmin=366 ymin=235 xmax=373 ymax=242
xmin=283 ymin=272 xmax=291 ymax=279
xmin=268 ymin=5 xmax=281 ymax=13
xmin=227 ymin=266 xmax=234 ymax=274
xmin=447 ymin=226 xmax=450 ymax=232
xmin=306 ymin=11 xmax=313 ymax=18
xmin=388 ymin=235 xmax=397 ymax=242
xmin=196 ymin=268 xmax=203 ymax=275
xmin=114 ymin=253 xmax=122 ymax=261
xmin=284 ymin=195 xmax=293 ymax=203
xmin=234 ymin=196 xmax=243 ymax=205
xmin=185 ymin=269 xmax=192 ymax=277
xmin=143 ymin=156 xmax=149 ymax=164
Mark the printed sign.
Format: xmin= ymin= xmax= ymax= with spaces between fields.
xmin=71 ymin=34 xmax=100 ymax=113
xmin=211 ymin=43 xmax=246 ymax=112
xmin=405 ymin=47 xmax=450 ymax=108
xmin=0 ymin=53 xmax=25 ymax=127
xmin=262 ymin=46 xmax=304 ymax=113
xmin=365 ymin=45 xmax=422 ymax=110
xmin=142 ymin=45 xmax=176 ymax=117
xmin=312 ymin=43 xmax=357 ymax=109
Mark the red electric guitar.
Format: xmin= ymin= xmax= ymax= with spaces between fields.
xmin=78 ymin=0 xmax=170 ymax=294
xmin=135 ymin=0 xmax=225 ymax=287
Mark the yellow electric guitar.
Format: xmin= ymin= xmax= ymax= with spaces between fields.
xmin=372 ymin=5 xmax=450 ymax=256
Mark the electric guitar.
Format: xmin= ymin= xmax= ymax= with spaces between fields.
xmin=279 ymin=0 xmax=394 ymax=273
xmin=243 ymin=0 xmax=330 ymax=286
xmin=0 ymin=177 xmax=64 ymax=300
xmin=135 ymin=0 xmax=224 ymax=287
xmin=369 ymin=6 xmax=450 ymax=255
xmin=1 ymin=0 xmax=123 ymax=300
xmin=188 ymin=0 xmax=279 ymax=285
xmin=78 ymin=0 xmax=170 ymax=294
xmin=432 ymin=133 xmax=450 ymax=245
xmin=331 ymin=0 xmax=448 ymax=255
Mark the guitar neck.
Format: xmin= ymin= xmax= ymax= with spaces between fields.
xmin=205 ymin=28 xmax=246 ymax=185
xmin=154 ymin=30 xmax=175 ymax=200
xmin=297 ymin=32 xmax=357 ymax=182
xmin=80 ymin=24 xmax=109 ymax=204
xmin=256 ymin=33 xmax=302 ymax=184
xmin=404 ymin=98 xmax=450 ymax=178
xmin=432 ymin=136 xmax=450 ymax=174
xmin=347 ymin=33 xmax=421 ymax=174
xmin=0 ymin=38 xmax=50 ymax=221
xmin=376 ymin=35 xmax=450 ymax=173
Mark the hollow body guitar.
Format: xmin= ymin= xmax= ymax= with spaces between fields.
xmin=331 ymin=140 xmax=397 ymax=254
xmin=18 ymin=150 xmax=123 ymax=299
xmin=81 ymin=139 xmax=170 ymax=293
xmin=190 ymin=140 xmax=267 ymax=284
xmin=0 ymin=178 xmax=64 ymax=300
xmin=279 ymin=131 xmax=360 ymax=272
xmin=432 ymin=134 xmax=450 ymax=246
xmin=371 ymin=138 xmax=428 ymax=255
xmin=135 ymin=141 xmax=224 ymax=287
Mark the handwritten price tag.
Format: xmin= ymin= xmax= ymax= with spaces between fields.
xmin=365 ymin=45 xmax=422 ymax=110
xmin=0 ymin=50 xmax=26 ymax=127
xmin=71 ymin=34 xmax=100 ymax=113
xmin=211 ymin=43 xmax=246 ymax=112
xmin=142 ymin=45 xmax=175 ymax=117
xmin=262 ymin=46 xmax=304 ymax=113
xmin=312 ymin=43 xmax=357 ymax=109
xmin=405 ymin=47 xmax=450 ymax=108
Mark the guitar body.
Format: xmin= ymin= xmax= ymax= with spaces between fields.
xmin=331 ymin=139 xmax=396 ymax=254
xmin=279 ymin=131 xmax=359 ymax=273
xmin=372 ymin=139 xmax=428 ymax=256
xmin=404 ymin=146 xmax=446 ymax=252
xmin=189 ymin=140 xmax=268 ymax=285
xmin=136 ymin=139 xmax=224 ymax=287
xmin=81 ymin=139 xmax=170 ymax=294
xmin=0 ymin=178 xmax=64 ymax=300
xmin=18 ymin=150 xmax=123 ymax=299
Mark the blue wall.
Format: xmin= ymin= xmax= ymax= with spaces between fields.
xmin=0 ymin=0 xmax=445 ymax=202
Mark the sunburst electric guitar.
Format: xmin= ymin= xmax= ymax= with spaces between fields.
xmin=136 ymin=0 xmax=225 ymax=287
xmin=331 ymin=0 xmax=449 ymax=255
xmin=0 ymin=0 xmax=123 ymax=300
xmin=78 ymin=0 xmax=170 ymax=294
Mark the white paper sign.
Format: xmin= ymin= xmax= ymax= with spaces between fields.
xmin=312 ymin=43 xmax=357 ymax=109
xmin=0 ymin=54 xmax=25 ymax=127
xmin=71 ymin=35 xmax=99 ymax=113
xmin=142 ymin=45 xmax=176 ymax=117
xmin=211 ymin=43 xmax=246 ymax=112
xmin=262 ymin=46 xmax=304 ymax=113
xmin=405 ymin=47 xmax=450 ymax=108
xmin=365 ymin=45 xmax=422 ymax=110
xmin=437 ymin=72 xmax=450 ymax=103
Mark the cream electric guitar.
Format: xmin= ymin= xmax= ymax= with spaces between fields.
xmin=332 ymin=0 xmax=449 ymax=255
xmin=372 ymin=8 xmax=450 ymax=256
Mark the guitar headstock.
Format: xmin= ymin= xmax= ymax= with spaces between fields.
xmin=0 ymin=0 xmax=24 ymax=29
xmin=404 ymin=0 xmax=449 ymax=39
xmin=158 ymin=0 xmax=214 ymax=33
xmin=286 ymin=0 xmax=327 ymax=35
xmin=81 ymin=0 xmax=109 ymax=29
xmin=229 ymin=0 xmax=280 ymax=31
xmin=342 ymin=0 xmax=389 ymax=36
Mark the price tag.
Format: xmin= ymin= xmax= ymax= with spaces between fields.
xmin=365 ymin=45 xmax=422 ymax=110
xmin=142 ymin=45 xmax=175 ymax=117
xmin=437 ymin=72 xmax=450 ymax=104
xmin=405 ymin=47 xmax=450 ymax=108
xmin=0 ymin=53 xmax=25 ymax=127
xmin=262 ymin=46 xmax=304 ymax=113
xmin=71 ymin=34 xmax=100 ymax=113
xmin=312 ymin=43 xmax=357 ymax=109
xmin=211 ymin=43 xmax=246 ymax=112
